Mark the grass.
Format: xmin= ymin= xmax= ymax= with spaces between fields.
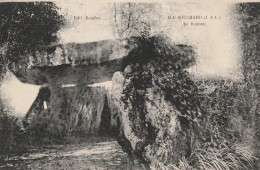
xmin=151 ymin=142 xmax=256 ymax=170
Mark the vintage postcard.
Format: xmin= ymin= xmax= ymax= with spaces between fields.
xmin=0 ymin=0 xmax=259 ymax=169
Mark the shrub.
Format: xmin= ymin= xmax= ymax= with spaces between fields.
xmin=152 ymin=142 xmax=255 ymax=170
xmin=0 ymin=103 xmax=27 ymax=158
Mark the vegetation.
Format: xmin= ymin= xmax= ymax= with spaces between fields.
xmin=0 ymin=2 xmax=65 ymax=159
xmin=120 ymin=33 xmax=259 ymax=169
xmin=117 ymin=3 xmax=260 ymax=169
xmin=0 ymin=2 xmax=64 ymax=65
xmin=0 ymin=102 xmax=27 ymax=158
xmin=0 ymin=2 xmax=259 ymax=169
xmin=155 ymin=143 xmax=254 ymax=170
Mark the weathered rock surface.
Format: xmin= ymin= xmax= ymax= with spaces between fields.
xmin=10 ymin=39 xmax=129 ymax=85
xmin=25 ymin=85 xmax=118 ymax=139
xmin=15 ymin=58 xmax=124 ymax=85
xmin=106 ymin=36 xmax=202 ymax=168
xmin=25 ymin=36 xmax=201 ymax=168
xmin=108 ymin=70 xmax=198 ymax=167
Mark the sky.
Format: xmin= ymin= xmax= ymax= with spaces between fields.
xmin=56 ymin=2 xmax=116 ymax=43
xmin=0 ymin=1 xmax=243 ymax=116
xmin=0 ymin=72 xmax=40 ymax=116
xmin=161 ymin=2 xmax=242 ymax=78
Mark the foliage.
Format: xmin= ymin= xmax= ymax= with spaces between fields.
xmin=191 ymin=143 xmax=253 ymax=170
xmin=154 ymin=142 xmax=254 ymax=170
xmin=237 ymin=3 xmax=260 ymax=161
xmin=120 ymin=33 xmax=259 ymax=168
xmin=0 ymin=101 xmax=27 ymax=158
xmin=120 ymin=35 xmax=206 ymax=165
xmin=0 ymin=2 xmax=65 ymax=157
xmin=236 ymin=3 xmax=260 ymax=83
xmin=123 ymin=34 xmax=202 ymax=130
xmin=0 ymin=2 xmax=64 ymax=64
xmin=123 ymin=35 xmax=196 ymax=70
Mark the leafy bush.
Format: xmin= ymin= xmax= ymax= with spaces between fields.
xmin=120 ymin=34 xmax=258 ymax=169
xmin=119 ymin=35 xmax=207 ymax=166
xmin=0 ymin=103 xmax=27 ymax=158
xmin=152 ymin=142 xmax=255 ymax=170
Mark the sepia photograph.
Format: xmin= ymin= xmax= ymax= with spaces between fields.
xmin=0 ymin=0 xmax=259 ymax=169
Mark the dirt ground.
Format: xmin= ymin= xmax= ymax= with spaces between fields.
xmin=0 ymin=140 xmax=145 ymax=170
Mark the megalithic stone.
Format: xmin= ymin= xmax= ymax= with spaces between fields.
xmin=10 ymin=39 xmax=129 ymax=86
